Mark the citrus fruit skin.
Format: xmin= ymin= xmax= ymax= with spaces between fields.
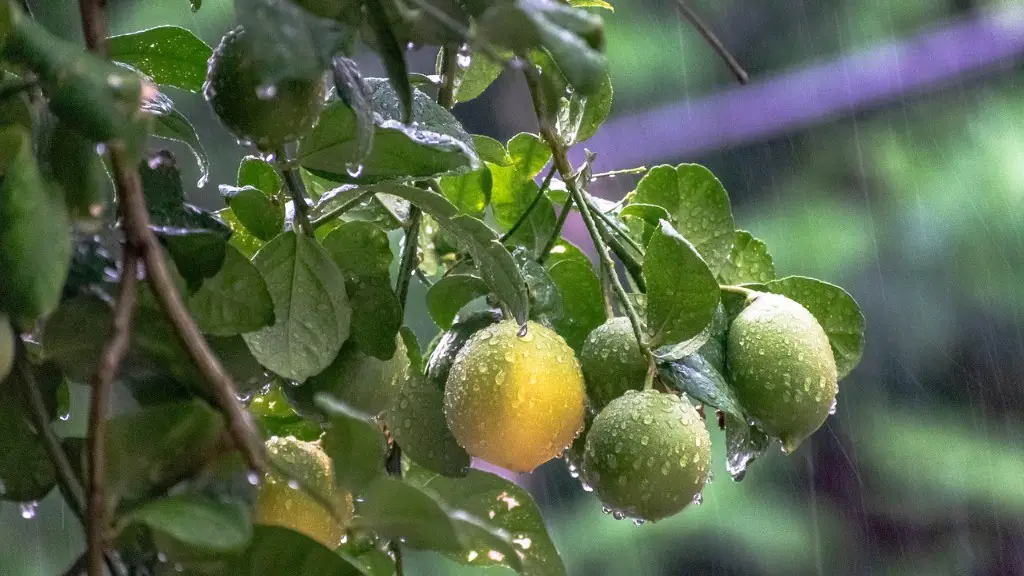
xmin=0 ymin=314 xmax=13 ymax=382
xmin=255 ymin=436 xmax=352 ymax=549
xmin=727 ymin=293 xmax=838 ymax=453
xmin=444 ymin=320 xmax=586 ymax=473
xmin=204 ymin=27 xmax=324 ymax=151
xmin=580 ymin=317 xmax=648 ymax=410
xmin=583 ymin=390 xmax=710 ymax=521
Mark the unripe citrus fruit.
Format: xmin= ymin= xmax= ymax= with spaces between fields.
xmin=583 ymin=390 xmax=710 ymax=521
xmin=255 ymin=436 xmax=352 ymax=548
xmin=204 ymin=27 xmax=324 ymax=151
xmin=579 ymin=317 xmax=647 ymax=410
xmin=444 ymin=320 xmax=586 ymax=472
xmin=726 ymin=293 xmax=838 ymax=453
xmin=0 ymin=314 xmax=13 ymax=382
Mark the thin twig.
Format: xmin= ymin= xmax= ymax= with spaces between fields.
xmin=520 ymin=57 xmax=654 ymax=367
xmin=14 ymin=346 xmax=86 ymax=516
xmin=395 ymin=207 xmax=422 ymax=312
xmin=720 ymin=284 xmax=759 ymax=298
xmin=587 ymin=196 xmax=645 ymax=256
xmin=77 ymin=0 xmax=265 ymax=477
xmin=414 ymin=268 xmax=434 ymax=288
xmin=436 ymin=41 xmax=459 ymax=110
xmin=278 ymin=150 xmax=314 ymax=237
xmin=501 ymin=165 xmax=557 ymax=243
xmin=598 ymin=258 xmax=614 ymax=318
xmin=86 ymin=252 xmax=138 ymax=576
xmin=587 ymin=200 xmax=647 ymax=292
xmin=675 ymin=0 xmax=749 ymax=84
xmin=311 ymin=190 xmax=375 ymax=229
xmin=537 ymin=197 xmax=574 ymax=264
xmin=592 ymin=167 xmax=647 ymax=179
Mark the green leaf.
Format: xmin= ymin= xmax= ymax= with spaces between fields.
xmin=439 ymin=168 xmax=491 ymax=216
xmin=140 ymin=151 xmax=230 ymax=286
xmin=424 ymin=310 xmax=503 ymax=391
xmin=658 ymin=354 xmax=743 ymax=419
xmin=544 ymin=240 xmax=606 ymax=350
xmin=514 ymin=247 xmax=563 ymax=327
xmin=321 ymin=221 xmax=400 ymax=359
xmin=300 ymin=78 xmax=478 ymax=182
xmin=724 ymin=414 xmax=769 ymax=481
xmin=618 ymin=202 xmax=669 ymax=246
xmin=120 ymin=494 xmax=252 ymax=554
xmin=109 ymin=26 xmax=212 ymax=93
xmin=238 ymin=156 xmax=282 ymax=196
xmin=471 ymin=135 xmax=512 ymax=166
xmin=43 ymin=294 xmax=111 ymax=382
xmin=386 ymin=372 xmax=471 ymax=477
xmin=490 ymin=165 xmax=540 ymax=230
xmin=0 ymin=364 xmax=57 ymax=501
xmin=317 ymin=394 xmax=388 ymax=492
xmin=248 ymin=383 xmax=322 ymax=441
xmin=107 ymin=399 xmax=225 ymax=506
xmin=43 ymin=120 xmax=111 ymax=227
xmin=331 ymin=56 xmax=374 ymax=169
xmin=217 ymin=207 xmax=264 ymax=259
xmin=719 ymin=230 xmax=775 ymax=285
xmin=764 ymin=276 xmax=865 ymax=378
xmin=560 ymin=69 xmax=612 ymax=144
xmin=0 ymin=126 xmax=70 ymax=324
xmin=190 ymin=0 xmax=201 ymax=12
xmin=410 ymin=468 xmax=566 ymax=576
xmin=569 ymin=0 xmax=613 ymax=11
xmin=364 ymin=0 xmax=413 ymax=123
xmin=295 ymin=337 xmax=409 ymax=417
xmin=450 ymin=49 xmax=505 ymax=104
xmin=188 ymin=245 xmax=275 ymax=336
xmin=219 ymin=185 xmax=284 ymax=241
xmin=632 ymin=164 xmax=736 ymax=275
xmin=355 ymin=476 xmax=461 ymax=552
xmin=697 ymin=304 xmax=728 ymax=374
xmin=426 ymin=274 xmax=489 ymax=330
xmin=508 ymin=132 xmax=551 ymax=178
xmin=227 ymin=525 xmax=365 ymax=576
xmin=477 ymin=1 xmax=606 ymax=94
xmin=643 ymin=221 xmax=720 ymax=347
xmin=243 ymin=231 xmax=351 ymax=381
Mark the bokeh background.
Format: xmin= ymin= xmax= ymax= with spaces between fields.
xmin=4 ymin=0 xmax=1024 ymax=574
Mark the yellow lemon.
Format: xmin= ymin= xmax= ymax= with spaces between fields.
xmin=255 ymin=436 xmax=352 ymax=548
xmin=444 ymin=320 xmax=586 ymax=472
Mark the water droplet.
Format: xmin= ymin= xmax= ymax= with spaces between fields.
xmin=612 ymin=510 xmax=626 ymax=520
xmin=157 ymin=551 xmax=168 ymax=563
xmin=247 ymin=472 xmax=261 ymax=486
xmin=632 ymin=518 xmax=646 ymax=526
xmin=829 ymin=398 xmax=837 ymax=415
xmin=287 ymin=479 xmax=299 ymax=490
xmin=256 ymin=84 xmax=278 ymax=100
xmin=467 ymin=550 xmax=479 ymax=562
xmin=692 ymin=493 xmax=704 ymax=506
xmin=346 ymin=163 xmax=364 ymax=178
xmin=19 ymin=501 xmax=38 ymax=519
xmin=95 ymin=143 xmax=107 ymax=155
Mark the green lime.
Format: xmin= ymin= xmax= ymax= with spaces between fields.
xmin=579 ymin=317 xmax=647 ymax=410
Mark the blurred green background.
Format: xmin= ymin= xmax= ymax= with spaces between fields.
xmin=5 ymin=0 xmax=1024 ymax=574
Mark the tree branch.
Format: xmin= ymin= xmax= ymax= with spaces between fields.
xmin=521 ymin=57 xmax=653 ymax=366
xmin=85 ymin=251 xmax=138 ymax=576
xmin=77 ymin=0 xmax=265 ymax=481
xmin=674 ymin=0 xmax=748 ymax=85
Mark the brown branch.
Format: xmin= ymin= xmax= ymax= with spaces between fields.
xmin=674 ymin=0 xmax=748 ymax=85
xmin=86 ymin=251 xmax=138 ymax=576
xmin=76 ymin=0 xmax=265 ymax=479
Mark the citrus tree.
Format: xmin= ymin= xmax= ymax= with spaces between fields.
xmin=0 ymin=0 xmax=866 ymax=574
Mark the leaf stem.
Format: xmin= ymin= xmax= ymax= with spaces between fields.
xmin=588 ymin=207 xmax=646 ymax=292
xmin=310 ymin=190 xmax=375 ymax=229
xmin=592 ymin=166 xmax=647 ymax=179
xmin=86 ymin=250 xmax=138 ymax=576
xmin=674 ymin=0 xmax=749 ymax=85
xmin=720 ymin=284 xmax=758 ymax=298
xmin=396 ymin=206 xmax=422 ymax=314
xmin=77 ymin=0 xmax=265 ymax=487
xmin=278 ymin=149 xmax=314 ymax=237
xmin=520 ymin=57 xmax=653 ymax=366
xmin=436 ymin=42 xmax=459 ymax=110
xmin=500 ymin=165 xmax=557 ymax=243
xmin=536 ymin=196 xmax=574 ymax=264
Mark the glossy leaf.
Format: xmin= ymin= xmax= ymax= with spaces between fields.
xmin=514 ymin=247 xmax=564 ymax=327
xmin=643 ymin=221 xmax=720 ymax=347
xmin=471 ymin=135 xmax=512 ymax=166
xmin=238 ymin=155 xmax=282 ymax=196
xmin=765 ymin=276 xmax=865 ymax=378
xmin=227 ymin=525 xmax=365 ymax=576
xmin=658 ymin=354 xmax=744 ymax=419
xmin=0 ymin=365 xmax=57 ymax=501
xmin=355 ymin=476 xmax=461 ymax=552
xmin=632 ymin=164 xmax=736 ymax=275
xmin=109 ymin=26 xmax=212 ymax=93
xmin=544 ymin=240 xmax=606 ymax=351
xmin=120 ymin=494 xmax=252 ymax=554
xmin=317 ymin=394 xmax=388 ymax=492
xmin=331 ymin=55 xmax=374 ymax=169
xmin=44 ymin=120 xmax=111 ymax=227
xmin=725 ymin=414 xmax=770 ymax=482
xmin=219 ymin=185 xmax=284 ymax=241
xmin=296 ymin=338 xmax=410 ymax=418
xmin=439 ymin=168 xmax=491 ymax=216
xmin=299 ymin=79 xmax=479 ymax=182
xmin=719 ymin=230 xmax=775 ymax=285
xmin=426 ymin=274 xmax=489 ymax=330
xmin=243 ymin=231 xmax=351 ymax=381
xmin=217 ymin=207 xmax=264 ymax=259
xmin=0 ymin=126 xmax=71 ymax=324
xmin=451 ymin=49 xmax=505 ymax=104
xmin=321 ymin=221 xmax=400 ymax=359
xmin=188 ymin=245 xmax=275 ymax=336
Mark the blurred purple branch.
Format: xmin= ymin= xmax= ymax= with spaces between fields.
xmin=579 ymin=5 xmax=1024 ymax=170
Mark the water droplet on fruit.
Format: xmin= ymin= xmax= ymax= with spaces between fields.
xmin=256 ymin=84 xmax=277 ymax=100
xmin=247 ymin=472 xmax=261 ymax=486
xmin=691 ymin=493 xmax=703 ymax=506
xmin=287 ymin=479 xmax=299 ymax=490
xmin=829 ymin=398 xmax=837 ymax=415
xmin=19 ymin=501 xmax=37 ymax=519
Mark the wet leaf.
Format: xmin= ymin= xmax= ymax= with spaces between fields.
xmin=514 ymin=247 xmax=563 ymax=327
xmin=227 ymin=525 xmax=364 ymax=575
xmin=355 ymin=476 xmax=461 ymax=552
xmin=219 ymin=185 xmax=284 ymax=241
xmin=109 ymin=26 xmax=212 ymax=93
xmin=632 ymin=164 xmax=735 ymax=275
xmin=643 ymin=221 xmax=720 ymax=347
xmin=0 ymin=363 xmax=57 ymax=501
xmin=317 ymin=394 xmax=388 ymax=492
xmin=188 ymin=245 xmax=275 ymax=336
xmin=243 ymin=231 xmax=351 ymax=381
xmin=426 ymin=274 xmax=489 ymax=330
xmin=724 ymin=414 xmax=770 ymax=482
xmin=120 ymin=493 xmax=252 ymax=554
xmin=765 ymin=276 xmax=865 ymax=378
xmin=544 ymin=240 xmax=605 ymax=351
xmin=237 ymin=155 xmax=282 ymax=196
xmin=659 ymin=354 xmax=744 ymax=419
xmin=719 ymin=230 xmax=775 ymax=285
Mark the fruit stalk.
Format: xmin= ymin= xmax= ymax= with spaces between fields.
xmin=521 ymin=56 xmax=654 ymax=372
xmin=278 ymin=150 xmax=315 ymax=237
